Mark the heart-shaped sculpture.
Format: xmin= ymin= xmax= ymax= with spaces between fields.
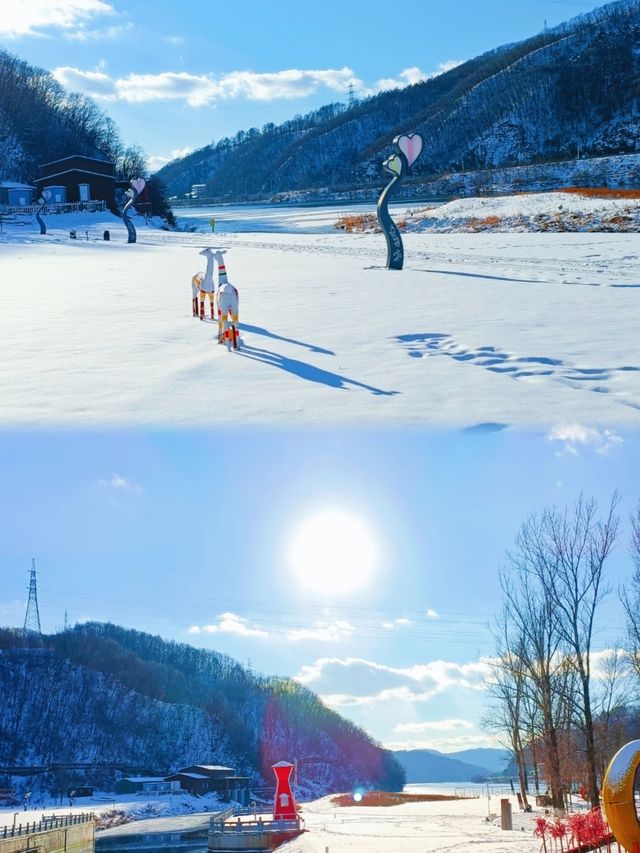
xmin=130 ymin=177 xmax=146 ymax=194
xmin=396 ymin=134 xmax=423 ymax=167
xmin=383 ymin=155 xmax=402 ymax=177
xmin=42 ymin=190 xmax=52 ymax=201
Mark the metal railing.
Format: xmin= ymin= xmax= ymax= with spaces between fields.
xmin=208 ymin=808 xmax=237 ymax=831
xmin=0 ymin=201 xmax=106 ymax=216
xmin=209 ymin=816 xmax=302 ymax=835
xmin=1 ymin=812 xmax=94 ymax=839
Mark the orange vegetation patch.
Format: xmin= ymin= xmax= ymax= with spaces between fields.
xmin=559 ymin=187 xmax=640 ymax=199
xmin=331 ymin=791 xmax=478 ymax=808
xmin=335 ymin=213 xmax=379 ymax=232
xmin=467 ymin=214 xmax=502 ymax=231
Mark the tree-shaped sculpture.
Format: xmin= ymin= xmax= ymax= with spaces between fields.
xmin=122 ymin=177 xmax=146 ymax=244
xmin=376 ymin=133 xmax=423 ymax=270
xmin=35 ymin=191 xmax=49 ymax=235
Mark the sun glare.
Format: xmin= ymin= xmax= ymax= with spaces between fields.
xmin=288 ymin=509 xmax=377 ymax=595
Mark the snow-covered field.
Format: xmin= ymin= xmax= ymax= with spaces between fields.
xmin=1 ymin=202 xmax=639 ymax=427
xmin=283 ymin=792 xmax=542 ymax=853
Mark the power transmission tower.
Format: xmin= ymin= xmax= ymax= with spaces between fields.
xmin=23 ymin=558 xmax=42 ymax=635
xmin=347 ymin=82 xmax=356 ymax=109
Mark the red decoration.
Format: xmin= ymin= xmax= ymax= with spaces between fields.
xmin=272 ymin=761 xmax=297 ymax=821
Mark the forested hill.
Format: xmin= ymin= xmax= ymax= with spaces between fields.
xmin=157 ymin=0 xmax=640 ymax=199
xmin=0 ymin=50 xmax=146 ymax=186
xmin=0 ymin=623 xmax=404 ymax=795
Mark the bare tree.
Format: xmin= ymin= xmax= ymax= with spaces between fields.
xmin=499 ymin=555 xmax=569 ymax=811
xmin=520 ymin=494 xmax=619 ymax=807
xmin=621 ymin=501 xmax=640 ymax=680
xmin=591 ymin=648 xmax=633 ymax=782
xmin=486 ymin=611 xmax=531 ymax=808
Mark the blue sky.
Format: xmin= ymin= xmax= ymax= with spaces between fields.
xmin=0 ymin=425 xmax=635 ymax=753
xmin=0 ymin=0 xmax=613 ymax=170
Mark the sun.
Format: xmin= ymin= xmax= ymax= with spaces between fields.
xmin=288 ymin=509 xmax=377 ymax=595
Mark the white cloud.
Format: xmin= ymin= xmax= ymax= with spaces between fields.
xmin=190 ymin=612 xmax=268 ymax=638
xmin=323 ymin=686 xmax=437 ymax=708
xmin=65 ymin=21 xmax=132 ymax=41
xmin=189 ymin=616 xmax=356 ymax=644
xmin=375 ymin=61 xmax=462 ymax=92
xmin=147 ymin=147 xmax=194 ymax=172
xmin=0 ymin=0 xmax=116 ymax=38
xmin=52 ymin=65 xmax=359 ymax=107
xmin=97 ymin=473 xmax=142 ymax=493
xmin=547 ymin=424 xmax=623 ymax=456
xmin=586 ymin=648 xmax=629 ymax=680
xmin=386 ymin=733 xmax=501 ymax=752
xmin=50 ymin=58 xmax=462 ymax=106
xmin=394 ymin=719 xmax=475 ymax=733
xmin=163 ymin=35 xmax=185 ymax=45
xmin=286 ymin=620 xmax=355 ymax=643
xmin=382 ymin=617 xmax=413 ymax=630
xmin=426 ymin=609 xmax=439 ymax=619
xmin=296 ymin=655 xmax=492 ymax=708
xmin=54 ymin=67 xmax=118 ymax=98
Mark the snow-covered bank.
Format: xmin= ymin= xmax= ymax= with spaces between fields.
xmin=0 ymin=792 xmax=225 ymax=835
xmin=404 ymin=191 xmax=640 ymax=233
xmin=1 ymin=206 xmax=639 ymax=427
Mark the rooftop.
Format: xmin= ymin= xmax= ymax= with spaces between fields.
xmin=122 ymin=777 xmax=168 ymax=783
xmin=1 ymin=182 xmax=35 ymax=189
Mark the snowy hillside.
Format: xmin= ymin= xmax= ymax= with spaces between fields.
xmin=0 ymin=624 xmax=404 ymax=796
xmin=157 ymin=0 xmax=640 ymax=199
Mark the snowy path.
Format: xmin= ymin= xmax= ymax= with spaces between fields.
xmin=1 ymin=213 xmax=638 ymax=427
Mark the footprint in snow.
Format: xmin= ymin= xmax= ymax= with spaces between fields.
xmin=393 ymin=332 xmax=640 ymax=401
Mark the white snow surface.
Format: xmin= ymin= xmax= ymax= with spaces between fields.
xmin=1 ymin=205 xmax=639 ymax=427
xmin=282 ymin=792 xmax=541 ymax=853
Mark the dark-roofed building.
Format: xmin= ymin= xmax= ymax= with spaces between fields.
xmin=35 ymin=155 xmax=116 ymax=207
xmin=165 ymin=765 xmax=250 ymax=804
xmin=115 ymin=776 xmax=180 ymax=795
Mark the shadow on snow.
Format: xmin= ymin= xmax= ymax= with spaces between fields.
xmin=238 ymin=344 xmax=399 ymax=396
xmin=240 ymin=323 xmax=334 ymax=355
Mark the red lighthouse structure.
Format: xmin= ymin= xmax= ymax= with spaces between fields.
xmin=272 ymin=761 xmax=297 ymax=820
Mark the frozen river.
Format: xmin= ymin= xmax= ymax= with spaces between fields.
xmin=174 ymin=200 xmax=440 ymax=234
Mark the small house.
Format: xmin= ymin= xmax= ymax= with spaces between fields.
xmin=115 ymin=776 xmax=180 ymax=795
xmin=165 ymin=765 xmax=250 ymax=804
xmin=35 ymin=155 xmax=116 ymax=207
xmin=0 ymin=182 xmax=36 ymax=207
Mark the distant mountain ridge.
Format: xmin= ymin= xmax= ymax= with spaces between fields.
xmin=0 ymin=624 xmax=404 ymax=796
xmin=157 ymin=0 xmax=640 ymax=200
xmin=394 ymin=748 xmax=509 ymax=783
xmin=448 ymin=748 xmax=510 ymax=775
